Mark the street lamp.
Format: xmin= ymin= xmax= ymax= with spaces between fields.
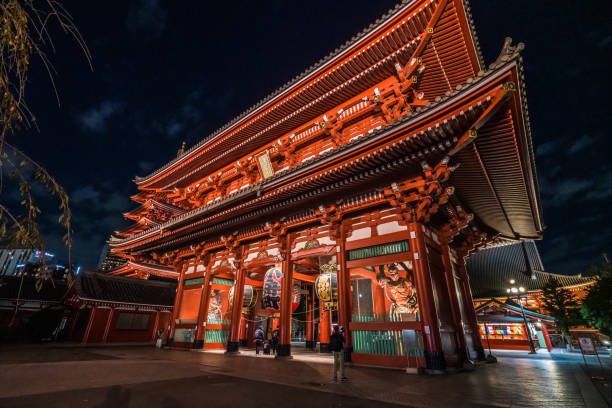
xmin=506 ymin=280 xmax=537 ymax=354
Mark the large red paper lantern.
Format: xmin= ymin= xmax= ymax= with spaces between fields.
xmin=262 ymin=267 xmax=300 ymax=313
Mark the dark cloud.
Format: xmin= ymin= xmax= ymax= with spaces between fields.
xmin=568 ymin=134 xmax=596 ymax=154
xmin=78 ymin=100 xmax=125 ymax=132
xmin=535 ymin=140 xmax=558 ymax=157
xmin=126 ymin=0 xmax=167 ymax=39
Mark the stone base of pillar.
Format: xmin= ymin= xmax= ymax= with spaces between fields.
xmin=319 ymin=343 xmax=330 ymax=353
xmin=474 ymin=345 xmax=486 ymax=361
xmin=305 ymin=340 xmax=316 ymax=350
xmin=193 ymin=340 xmax=204 ymax=349
xmin=226 ymin=341 xmax=240 ymax=354
xmin=457 ymin=348 xmax=475 ymax=371
xmin=276 ymin=343 xmax=291 ymax=357
xmin=239 ymin=339 xmax=247 ymax=347
xmin=343 ymin=346 xmax=352 ymax=362
xmin=425 ymin=351 xmax=446 ymax=373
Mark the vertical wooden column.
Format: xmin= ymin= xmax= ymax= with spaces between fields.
xmin=305 ymin=285 xmax=315 ymax=350
xmin=440 ymin=242 xmax=469 ymax=364
xmin=226 ymin=266 xmax=245 ymax=353
xmin=102 ymin=308 xmax=115 ymax=343
xmin=151 ymin=310 xmax=160 ymax=342
xmin=336 ymin=223 xmax=352 ymax=361
xmin=194 ymin=271 xmax=213 ymax=349
xmin=239 ymin=313 xmax=247 ymax=346
xmin=170 ymin=262 xmax=187 ymax=342
xmin=455 ymin=254 xmax=485 ymax=360
xmin=277 ymin=237 xmax=293 ymax=357
xmin=81 ymin=307 xmax=97 ymax=344
xmin=540 ymin=324 xmax=553 ymax=352
xmin=373 ymin=282 xmax=386 ymax=314
xmin=319 ymin=301 xmax=331 ymax=353
xmin=409 ymin=222 xmax=445 ymax=371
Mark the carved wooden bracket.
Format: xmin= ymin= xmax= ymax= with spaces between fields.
xmin=439 ymin=205 xmax=474 ymax=245
xmin=384 ymin=158 xmax=456 ymax=223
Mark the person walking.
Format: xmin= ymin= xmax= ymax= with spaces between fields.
xmin=271 ymin=329 xmax=279 ymax=355
xmin=254 ymin=326 xmax=265 ymax=355
xmin=330 ymin=325 xmax=348 ymax=382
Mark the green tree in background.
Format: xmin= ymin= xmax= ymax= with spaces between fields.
xmin=541 ymin=276 xmax=584 ymax=347
xmin=581 ymin=264 xmax=612 ymax=336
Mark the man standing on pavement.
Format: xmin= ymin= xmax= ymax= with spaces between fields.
xmin=330 ymin=325 xmax=348 ymax=382
xmin=254 ymin=326 xmax=265 ymax=355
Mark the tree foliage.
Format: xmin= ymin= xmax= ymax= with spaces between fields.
xmin=581 ymin=264 xmax=612 ymax=336
xmin=0 ymin=0 xmax=90 ymax=252
xmin=540 ymin=276 xmax=584 ymax=338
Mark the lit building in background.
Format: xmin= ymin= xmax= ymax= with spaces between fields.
xmin=97 ymin=244 xmax=126 ymax=273
xmin=0 ymin=248 xmax=79 ymax=280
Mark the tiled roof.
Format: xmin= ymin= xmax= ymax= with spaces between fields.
xmin=466 ymin=241 xmax=593 ymax=299
xmin=0 ymin=276 xmax=68 ymax=302
xmin=75 ymin=271 xmax=176 ymax=306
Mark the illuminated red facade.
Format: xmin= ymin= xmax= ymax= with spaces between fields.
xmin=108 ymin=0 xmax=542 ymax=371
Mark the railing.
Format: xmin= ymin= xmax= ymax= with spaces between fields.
xmin=352 ymin=312 xmax=410 ymax=323
xmin=352 ymin=329 xmax=425 ymax=358
xmin=353 ymin=330 xmax=406 ymax=356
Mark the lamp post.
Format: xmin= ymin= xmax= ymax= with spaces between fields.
xmin=506 ymin=280 xmax=537 ymax=354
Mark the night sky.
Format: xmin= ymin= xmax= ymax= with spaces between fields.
xmin=10 ymin=1 xmax=611 ymax=274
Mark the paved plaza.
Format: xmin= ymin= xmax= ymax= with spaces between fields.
xmin=0 ymin=345 xmax=609 ymax=407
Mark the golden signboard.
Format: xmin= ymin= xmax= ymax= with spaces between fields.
xmin=256 ymin=151 xmax=274 ymax=179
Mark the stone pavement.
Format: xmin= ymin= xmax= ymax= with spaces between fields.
xmin=0 ymin=344 xmax=609 ymax=407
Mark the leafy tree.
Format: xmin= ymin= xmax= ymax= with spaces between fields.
xmin=0 ymin=1 xmax=90 ymax=253
xmin=581 ymin=264 xmax=612 ymax=336
xmin=541 ymin=276 xmax=584 ymax=346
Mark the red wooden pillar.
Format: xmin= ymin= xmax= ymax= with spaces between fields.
xmin=319 ymin=304 xmax=331 ymax=353
xmin=81 ymin=307 xmax=97 ymax=344
xmin=409 ymin=222 xmax=445 ymax=371
xmin=170 ymin=262 xmax=187 ymax=342
xmin=373 ymin=281 xmax=386 ymax=314
xmin=227 ymin=266 xmax=245 ymax=353
xmin=239 ymin=313 xmax=247 ymax=346
xmin=277 ymin=241 xmax=293 ymax=357
xmin=102 ymin=308 xmax=115 ymax=343
xmin=151 ymin=310 xmax=160 ymax=342
xmin=305 ymin=285 xmax=315 ymax=350
xmin=455 ymin=254 xmax=485 ymax=360
xmin=246 ymin=310 xmax=256 ymax=348
xmin=440 ymin=242 xmax=469 ymax=364
xmin=195 ymin=271 xmax=213 ymax=349
xmin=541 ymin=324 xmax=553 ymax=352
xmin=336 ymin=223 xmax=352 ymax=360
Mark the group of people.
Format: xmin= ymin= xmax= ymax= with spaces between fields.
xmin=253 ymin=324 xmax=348 ymax=382
xmin=254 ymin=326 xmax=279 ymax=356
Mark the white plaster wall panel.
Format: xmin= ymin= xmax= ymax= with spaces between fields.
xmin=346 ymin=227 xmax=371 ymax=242
xmin=376 ymin=221 xmax=407 ymax=236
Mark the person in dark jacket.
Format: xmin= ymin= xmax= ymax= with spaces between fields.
xmin=271 ymin=329 xmax=279 ymax=355
xmin=254 ymin=326 xmax=265 ymax=355
xmin=330 ymin=325 xmax=347 ymax=382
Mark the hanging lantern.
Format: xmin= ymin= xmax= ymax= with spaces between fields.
xmin=315 ymin=263 xmax=338 ymax=311
xmin=262 ymin=267 xmax=301 ymax=313
xmin=291 ymin=279 xmax=301 ymax=312
xmin=262 ymin=268 xmax=283 ymax=312
xmin=228 ymin=284 xmax=258 ymax=311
